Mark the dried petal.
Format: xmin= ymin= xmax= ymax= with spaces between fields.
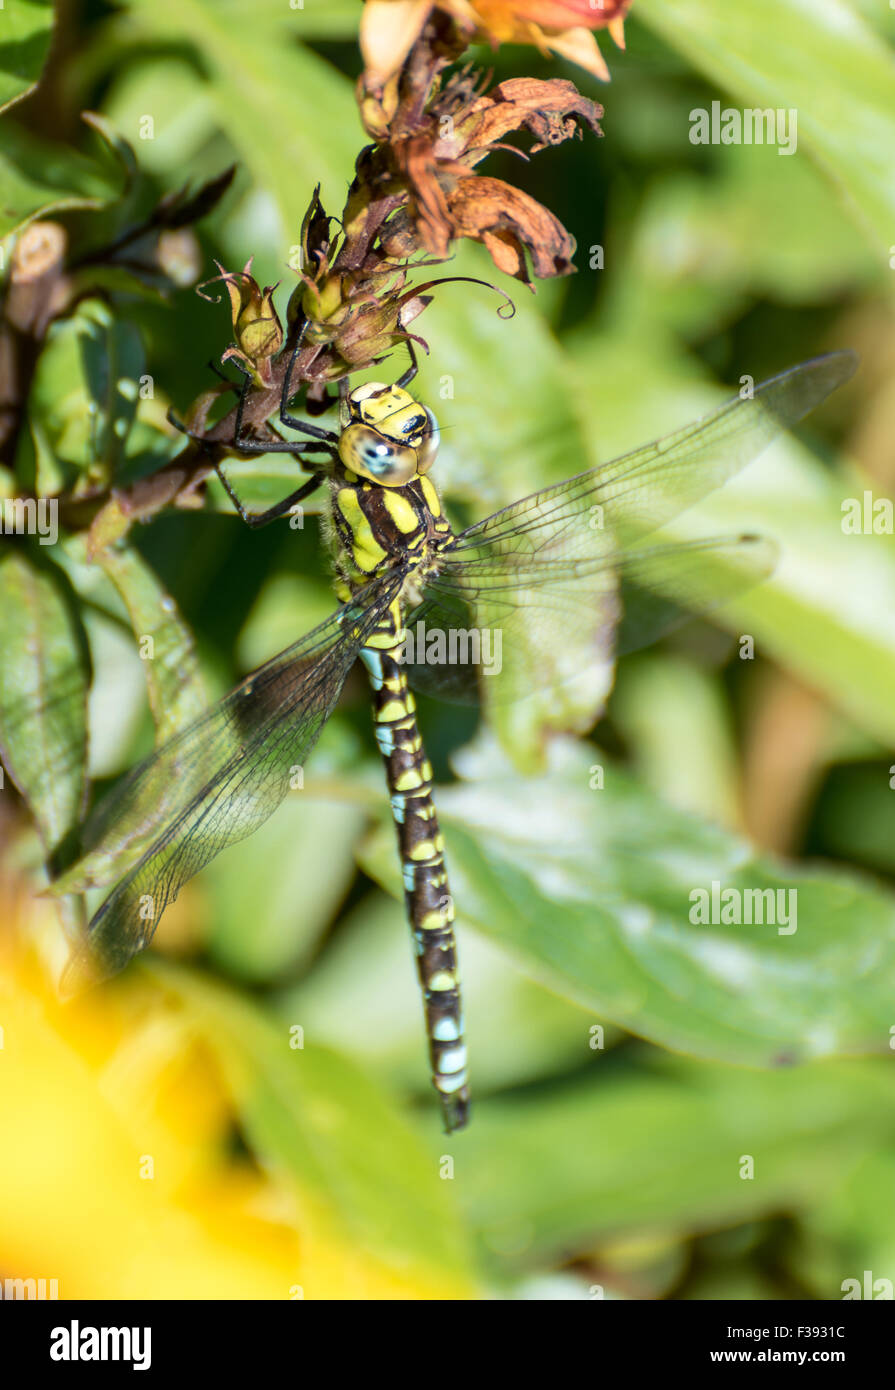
xmin=454 ymin=77 xmax=603 ymax=157
xmin=360 ymin=0 xmax=437 ymax=88
xmin=385 ymin=70 xmax=598 ymax=277
xmin=464 ymin=1 xmax=632 ymax=80
xmin=470 ymin=0 xmax=631 ymax=33
xmin=446 ymin=175 xmax=576 ymax=279
xmin=359 ymin=0 xmax=631 ymax=90
xmin=540 ymin=25 xmax=611 ymax=81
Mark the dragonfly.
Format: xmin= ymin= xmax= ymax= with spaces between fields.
xmin=59 ymin=340 xmax=856 ymax=1132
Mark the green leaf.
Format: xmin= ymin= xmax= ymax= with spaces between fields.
xmin=49 ymin=536 xmax=163 ymax=779
xmin=204 ymin=791 xmax=366 ymax=982
xmin=0 ymin=549 xmax=88 ymax=856
xmin=19 ymin=298 xmax=145 ymax=493
xmin=791 ymin=1149 xmax=895 ymax=1297
xmin=235 ymin=572 xmax=338 ymax=669
xmin=214 ymin=0 xmax=363 ymax=40
xmin=0 ymin=120 xmax=124 ymax=238
xmin=95 ymin=545 xmax=207 ymax=741
xmin=609 ymin=155 xmax=879 ymax=345
xmin=0 ymin=0 xmax=55 ymax=114
xmin=611 ymin=653 xmax=742 ymax=829
xmin=146 ymin=961 xmax=478 ymax=1297
xmin=96 ymin=60 xmax=217 ymax=179
xmin=48 ymin=550 xmax=210 ymax=899
xmin=120 ymin=0 xmax=361 ymax=239
xmin=283 ymin=889 xmax=616 ymax=1097
xmin=79 ymin=110 xmax=138 ymax=192
xmin=852 ymin=0 xmax=895 ymax=41
xmin=636 ymin=0 xmax=895 ymax=256
xmin=455 ymin=1054 xmax=895 ymax=1271
xmin=360 ymin=736 xmax=895 ymax=1068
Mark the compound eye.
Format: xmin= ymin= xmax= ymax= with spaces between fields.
xmin=339 ymin=424 xmax=417 ymax=486
xmin=414 ymin=408 xmax=440 ymax=475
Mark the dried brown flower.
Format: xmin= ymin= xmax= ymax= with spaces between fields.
xmin=370 ymin=74 xmax=603 ymax=282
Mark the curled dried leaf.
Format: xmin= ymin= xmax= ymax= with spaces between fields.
xmin=453 ymin=77 xmax=603 ymax=158
xmin=446 ymin=175 xmax=576 ymax=280
xmin=384 ymin=75 xmax=600 ymax=278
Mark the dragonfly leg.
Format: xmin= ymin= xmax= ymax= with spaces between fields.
xmin=168 ymin=347 xmax=335 ymax=525
xmin=213 ymin=466 xmax=324 ymax=529
xmin=226 ymin=358 xmax=339 ymax=463
xmin=278 ymin=319 xmax=339 ymax=443
xmin=167 ymin=402 xmax=330 ymax=454
xmin=205 ymin=357 xmax=243 ymax=389
xmin=395 ymin=339 xmax=419 ymax=390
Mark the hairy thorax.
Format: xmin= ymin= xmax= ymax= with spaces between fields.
xmin=329 ymin=471 xmax=453 ymax=604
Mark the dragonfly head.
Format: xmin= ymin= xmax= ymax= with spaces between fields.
xmin=338 ymin=381 xmax=439 ymax=486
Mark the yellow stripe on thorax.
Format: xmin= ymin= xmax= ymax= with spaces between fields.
xmin=381 ymin=489 xmax=420 ymax=535
xmin=335 ymin=486 xmax=387 ymax=572
xmin=419 ymin=475 xmax=442 ymax=517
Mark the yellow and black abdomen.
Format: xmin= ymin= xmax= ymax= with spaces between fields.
xmin=331 ymin=473 xmax=468 ymax=1129
xmin=361 ymin=622 xmax=468 ymax=1132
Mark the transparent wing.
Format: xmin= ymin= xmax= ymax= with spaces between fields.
xmin=439 ymin=352 xmax=855 ymax=561
xmin=401 ymin=353 xmax=855 ymax=706
xmin=615 ymin=534 xmax=779 ymax=655
xmin=404 ymin=535 xmax=776 ymax=704
xmin=444 ymin=350 xmax=856 ymax=561
xmin=60 ymin=573 xmax=403 ymax=989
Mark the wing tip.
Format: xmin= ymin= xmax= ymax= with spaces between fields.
xmin=809 ymin=346 xmax=859 ymax=388
xmin=59 ymin=944 xmax=106 ymax=1000
xmin=776 ymin=347 xmax=859 ymax=399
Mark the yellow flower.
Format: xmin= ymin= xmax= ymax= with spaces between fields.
xmin=0 ymin=940 xmax=299 ymax=1295
xmin=0 ymin=875 xmax=477 ymax=1298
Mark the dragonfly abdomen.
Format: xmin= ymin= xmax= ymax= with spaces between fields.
xmin=360 ymin=630 xmax=468 ymax=1133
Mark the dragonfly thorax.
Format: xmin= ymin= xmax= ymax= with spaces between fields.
xmin=338 ymin=381 xmax=439 ymax=487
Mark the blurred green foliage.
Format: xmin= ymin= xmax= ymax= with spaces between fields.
xmin=1 ymin=0 xmax=895 ymax=1300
